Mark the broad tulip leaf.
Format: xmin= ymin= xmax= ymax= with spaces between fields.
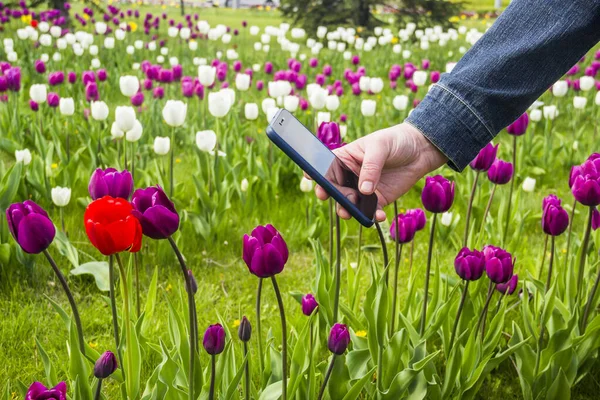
xmin=341 ymin=367 xmax=376 ymax=400
xmin=70 ymin=261 xmax=109 ymax=292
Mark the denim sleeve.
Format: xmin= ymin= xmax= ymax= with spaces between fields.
xmin=405 ymin=0 xmax=600 ymax=171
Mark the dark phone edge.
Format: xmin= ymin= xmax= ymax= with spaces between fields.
xmin=265 ymin=121 xmax=375 ymax=228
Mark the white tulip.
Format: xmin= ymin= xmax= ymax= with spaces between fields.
xmin=235 ymin=73 xmax=251 ymax=91
xmin=268 ymin=81 xmax=292 ymax=98
xmin=359 ymin=76 xmax=371 ymax=92
xmin=189 ymin=41 xmax=198 ymax=51
xmin=283 ymin=96 xmax=299 ymax=112
xmin=596 ymin=91 xmax=600 ymax=106
xmin=169 ymin=57 xmax=179 ymax=67
xmin=29 ymin=84 xmax=47 ymax=103
xmin=95 ymin=22 xmax=107 ymax=35
xmin=340 ymin=124 xmax=347 ymax=138
xmin=440 ymin=212 xmax=453 ymax=227
xmin=119 ymin=76 xmax=139 ymax=97
xmin=580 ymin=76 xmax=595 ymax=92
xmin=222 ymin=33 xmax=232 ymax=44
xmin=309 ymin=87 xmax=327 ymax=110
xmin=267 ymin=107 xmax=279 ymax=123
xmin=59 ymin=97 xmax=74 ymax=116
xmin=530 ymin=109 xmax=542 ymax=122
xmin=221 ymin=88 xmax=236 ymax=104
xmin=300 ymin=177 xmax=313 ymax=193
xmin=39 ymin=34 xmax=52 ymax=47
xmin=51 ymin=52 xmax=61 ymax=62
xmin=15 ymin=149 xmax=32 ymax=165
xmin=198 ymin=21 xmax=210 ymax=34
xmin=413 ymin=71 xmax=428 ymax=87
xmin=361 ymin=99 xmax=376 ymax=117
xmin=134 ymin=40 xmax=144 ymax=49
xmin=245 ymin=103 xmax=259 ymax=120
xmin=196 ymin=130 xmax=217 ymax=152
xmin=552 ymin=80 xmax=568 ymax=97
xmin=198 ymin=66 xmax=216 ymax=86
xmin=51 ymin=187 xmax=71 ymax=207
xmin=325 ymin=95 xmax=340 ymax=111
xmin=262 ymin=98 xmax=277 ymax=114
xmin=156 ymin=55 xmax=165 ymax=64
xmin=104 ymin=37 xmax=115 ymax=49
xmin=180 ymin=27 xmax=191 ymax=40
xmin=168 ymin=26 xmax=178 ymax=38
xmin=154 ymin=136 xmax=170 ymax=155
xmin=56 ymin=38 xmax=67 ymax=50
xmin=317 ymin=112 xmax=331 ymax=126
xmin=522 ymin=177 xmax=536 ymax=192
xmin=369 ymin=77 xmax=384 ymax=93
xmin=17 ymin=28 xmax=28 ymax=40
xmin=208 ymin=91 xmax=232 ymax=118
xmin=162 ymin=100 xmax=187 ymax=127
xmin=573 ymin=96 xmax=587 ymax=109
xmin=91 ymin=101 xmax=109 ymax=121
xmin=148 ymin=41 xmax=157 ymax=51
xmin=115 ymin=29 xmax=126 ymax=41
xmin=543 ymin=105 xmax=558 ymax=120
xmin=7 ymin=51 xmax=17 ymax=62
xmin=573 ymin=141 xmax=579 ymax=151
xmin=40 ymin=53 xmax=49 ymax=62
xmin=126 ymin=45 xmax=134 ymax=55
xmin=241 ymin=178 xmax=249 ymax=192
xmin=249 ymin=26 xmax=260 ymax=36
xmin=111 ymin=122 xmax=125 ymax=139
xmin=115 ymin=106 xmax=137 ymax=132
xmin=393 ymin=95 xmax=409 ymax=111
xmin=3 ymin=38 xmax=13 ymax=49
xmin=125 ymin=120 xmax=143 ymax=142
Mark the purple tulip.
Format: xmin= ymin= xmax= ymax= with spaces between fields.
xmin=571 ymin=158 xmax=600 ymax=206
xmin=0 ymin=76 xmax=7 ymax=92
xmin=48 ymin=71 xmax=64 ymax=86
xmin=6 ymin=201 xmax=56 ymax=254
xmin=143 ymin=78 xmax=153 ymax=91
xmin=454 ymin=247 xmax=486 ymax=281
xmin=483 ymin=245 xmax=514 ymax=284
xmin=309 ymin=58 xmax=318 ymax=68
xmin=97 ymin=69 xmax=107 ymax=82
xmin=88 ymin=168 xmax=134 ymax=200
xmin=470 ymin=143 xmax=498 ymax=171
xmin=317 ymin=121 xmax=342 ymax=150
xmin=203 ymin=323 xmax=226 ymax=355
xmin=593 ymin=207 xmax=600 ymax=231
xmin=173 ymin=64 xmax=182 ymax=81
xmin=256 ymin=80 xmax=264 ymax=91
xmin=487 ymin=159 xmax=513 ymax=185
xmin=431 ymin=71 xmax=441 ymax=83
xmin=327 ymin=323 xmax=350 ymax=355
xmin=131 ymin=91 xmax=144 ymax=106
xmin=323 ymin=64 xmax=332 ymax=76
xmin=351 ymin=55 xmax=360 ymax=65
xmin=238 ymin=316 xmax=251 ymax=342
xmin=25 ymin=382 xmax=67 ymax=400
xmin=34 ymin=59 xmax=46 ymax=74
xmin=405 ymin=208 xmax=426 ymax=231
xmin=6 ymin=67 xmax=21 ymax=91
xmin=506 ymin=112 xmax=529 ymax=136
xmin=264 ymin=62 xmax=273 ymax=74
xmin=85 ymin=82 xmax=99 ymax=102
xmin=131 ymin=186 xmax=180 ymax=239
xmin=67 ymin=71 xmax=76 ymax=83
xmin=302 ymin=293 xmax=318 ymax=316
xmin=159 ymin=68 xmax=173 ymax=83
xmin=421 ymin=59 xmax=430 ymax=70
xmin=29 ymin=100 xmax=39 ymax=111
xmin=496 ymin=274 xmax=518 ymax=295
xmin=182 ymin=80 xmax=194 ymax=97
xmin=94 ymin=351 xmax=117 ymax=379
xmin=153 ymin=86 xmax=164 ymax=99
xmin=47 ymin=92 xmax=59 ymax=107
xmin=390 ymin=213 xmax=417 ymax=243
xmin=82 ymin=70 xmax=95 ymax=85
xmin=233 ymin=60 xmax=242 ymax=72
xmin=242 ymin=224 xmax=288 ymax=278
xmin=421 ymin=175 xmax=455 ymax=213
xmin=542 ymin=194 xmax=561 ymax=209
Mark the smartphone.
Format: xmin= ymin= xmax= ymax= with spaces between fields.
xmin=266 ymin=109 xmax=378 ymax=227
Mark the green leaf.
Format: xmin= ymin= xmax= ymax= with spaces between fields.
xmin=54 ymin=230 xmax=79 ymax=268
xmin=68 ymin=320 xmax=92 ymax=400
xmin=142 ymin=266 xmax=159 ymax=335
xmin=70 ymin=262 xmax=109 ymax=292
xmin=546 ymin=368 xmax=570 ymax=400
xmin=341 ymin=367 xmax=376 ymax=400
xmin=0 ymin=162 xmax=22 ymax=211
xmin=329 ymin=355 xmax=351 ymax=400
xmin=224 ymin=356 xmax=248 ymax=400
xmin=36 ymin=339 xmax=58 ymax=387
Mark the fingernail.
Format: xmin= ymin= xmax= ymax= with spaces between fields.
xmin=361 ymin=181 xmax=373 ymax=193
xmin=346 ymin=193 xmax=356 ymax=204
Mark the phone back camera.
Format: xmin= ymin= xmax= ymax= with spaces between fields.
xmin=279 ymin=118 xmax=285 ymax=126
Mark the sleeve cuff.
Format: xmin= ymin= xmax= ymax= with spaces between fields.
xmin=404 ymin=83 xmax=495 ymax=172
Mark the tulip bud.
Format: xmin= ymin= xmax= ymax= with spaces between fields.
xmin=393 ymin=95 xmax=409 ymax=111
xmin=94 ymin=351 xmax=118 ymax=379
xmin=198 ymin=65 xmax=216 ymax=86
xmin=235 ymin=73 xmax=251 ymax=91
xmin=496 ymin=274 xmax=518 ymax=295
xmin=301 ymin=293 xmax=318 ymax=316
xmin=115 ymin=106 xmax=137 ymax=132
xmin=542 ymin=195 xmax=569 ymax=236
xmin=573 ymin=96 xmax=587 ymax=109
xmin=196 ymin=130 xmax=217 ymax=153
xmin=469 ymin=143 xmax=498 ymax=172
xmin=405 ymin=208 xmax=426 ymax=231
xmin=208 ymin=91 xmax=232 ymax=118
xmin=91 ymin=101 xmax=109 ymax=121
xmin=421 ymin=175 xmax=455 ymax=213
xmin=483 ymin=245 xmax=514 ymax=284
xmin=131 ymin=186 xmax=179 ymax=239
xmin=241 ymin=178 xmax=249 ymax=192
xmin=327 ymin=323 xmax=350 ymax=355
xmin=153 ymin=136 xmax=170 ymax=155
xmin=360 ymin=99 xmax=376 ymax=117
xmin=522 ymin=177 xmax=536 ymax=192
xmin=283 ymin=95 xmax=299 ymax=113
xmin=51 ymin=186 xmax=71 ymax=207
xmin=125 ymin=120 xmax=143 ymax=142
xmin=300 ymin=177 xmax=313 ymax=193
xmin=238 ymin=316 xmax=252 ymax=342
xmin=454 ymin=247 xmax=485 ymax=281
xmin=243 ymin=224 xmax=288 ymax=277
xmin=59 ymin=97 xmax=74 ymax=116
xmin=29 ymin=83 xmax=47 ymax=103
xmin=317 ymin=122 xmax=342 ymax=150
xmin=552 ymin=80 xmax=568 ymax=97
xmin=244 ymin=103 xmax=258 ymax=120
xmin=47 ymin=92 xmax=59 ymax=108
xmin=162 ymin=100 xmax=187 ymax=127
xmin=119 ymin=75 xmax=139 ymax=97
xmin=203 ymin=323 xmax=226 ymax=355
xmin=506 ymin=113 xmax=529 ymax=136
xmin=15 ymin=149 xmax=32 ymax=165
xmin=186 ymin=269 xmax=198 ymax=294
xmin=440 ymin=212 xmax=453 ymax=226
xmin=6 ymin=200 xmax=56 ymax=254
xmin=389 ymin=213 xmax=417 ymax=243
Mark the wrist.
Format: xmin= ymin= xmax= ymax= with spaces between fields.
xmin=402 ymin=122 xmax=449 ymax=174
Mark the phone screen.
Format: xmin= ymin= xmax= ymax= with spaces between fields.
xmin=272 ymin=110 xmax=378 ymax=220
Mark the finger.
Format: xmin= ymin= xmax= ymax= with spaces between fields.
xmin=358 ymin=140 xmax=387 ymax=195
xmin=315 ymin=184 xmax=330 ymax=201
xmin=335 ymin=203 xmax=352 ymax=220
xmin=375 ymin=209 xmax=386 ymax=222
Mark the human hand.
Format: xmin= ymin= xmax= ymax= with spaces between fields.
xmin=315 ymin=123 xmax=448 ymax=221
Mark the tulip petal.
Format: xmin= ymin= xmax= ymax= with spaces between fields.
xmin=140 ymin=205 xmax=179 ymax=239
xmin=26 ymin=382 xmax=48 ymax=400
xmin=262 ymin=243 xmax=285 ymax=276
xmin=271 ymin=234 xmax=289 ymax=264
xmin=17 ymin=213 xmax=56 ymax=254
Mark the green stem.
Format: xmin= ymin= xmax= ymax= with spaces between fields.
xmin=357 ymin=225 xmax=363 ymax=271
xmin=463 ymin=171 xmax=480 ymax=247
xmin=271 ymin=276 xmax=287 ymax=400
xmin=209 ymin=354 xmax=216 ymax=400
xmin=503 ymin=136 xmax=517 ymax=244
xmin=329 ymin=198 xmax=334 ymax=270
xmin=375 ymin=222 xmax=389 ymax=283
xmin=243 ymin=342 xmax=250 ymax=400
xmin=537 ymin=235 xmax=548 ymax=281
xmin=317 ymin=356 xmax=336 ymax=400
xmin=167 ymin=237 xmax=196 ymax=400
xmin=333 ymin=215 xmax=341 ymax=322
xmin=564 ymin=200 xmax=577 ymax=271
xmin=115 ymin=254 xmax=134 ymax=399
xmin=42 ymin=250 xmax=90 ymax=361
xmin=170 ymin=127 xmax=175 ymax=197
xmin=94 ymin=379 xmax=102 ymax=400
xmin=449 ymin=280 xmax=469 ymax=352
xmin=135 ymin=253 xmax=140 ymax=318
xmin=256 ymin=278 xmax=264 ymax=374
xmin=390 ymin=243 xmax=403 ymax=335
xmin=576 ymin=207 xmax=594 ymax=303
xmin=108 ymin=256 xmax=126 ymax=396
xmin=420 ymin=213 xmax=437 ymax=335
xmin=582 ymin=263 xmax=600 ymax=332
xmin=546 ymin=236 xmax=555 ymax=293
xmin=478 ymin=184 xmax=496 ymax=243
xmin=476 ymin=280 xmax=495 ymax=339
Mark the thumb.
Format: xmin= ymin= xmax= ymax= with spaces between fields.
xmin=358 ymin=139 xmax=387 ymax=195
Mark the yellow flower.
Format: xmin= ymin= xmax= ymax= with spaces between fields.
xmin=51 ymin=163 xmax=58 ymax=169
xmin=108 ymin=0 xmax=112 ymax=3
xmin=306 ymin=110 xmax=311 ymax=115
xmin=460 ymin=14 xmax=467 ymax=20
xmin=233 ymin=319 xmax=241 ymax=328
xmin=355 ymin=330 xmax=367 ymax=337
xmin=166 ymin=283 xmax=173 ymax=292
xmin=88 ymin=342 xmax=98 ymax=349
xmin=449 ymin=16 xmax=460 ymax=23
xmin=266 ymin=5 xmax=271 ymax=10
xmin=391 ymin=37 xmax=399 ymax=44
xmin=129 ymin=21 xmax=138 ymax=32
xmin=83 ymin=14 xmax=90 ymax=21
xmin=357 ymin=27 xmax=363 ymax=33
xmin=562 ymin=248 xmax=567 ymax=254
xmin=161 ymin=4 xmax=167 ymax=9
xmin=176 ymin=158 xmax=181 ymax=163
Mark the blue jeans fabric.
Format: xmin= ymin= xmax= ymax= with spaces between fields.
xmin=406 ymin=0 xmax=600 ymax=171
